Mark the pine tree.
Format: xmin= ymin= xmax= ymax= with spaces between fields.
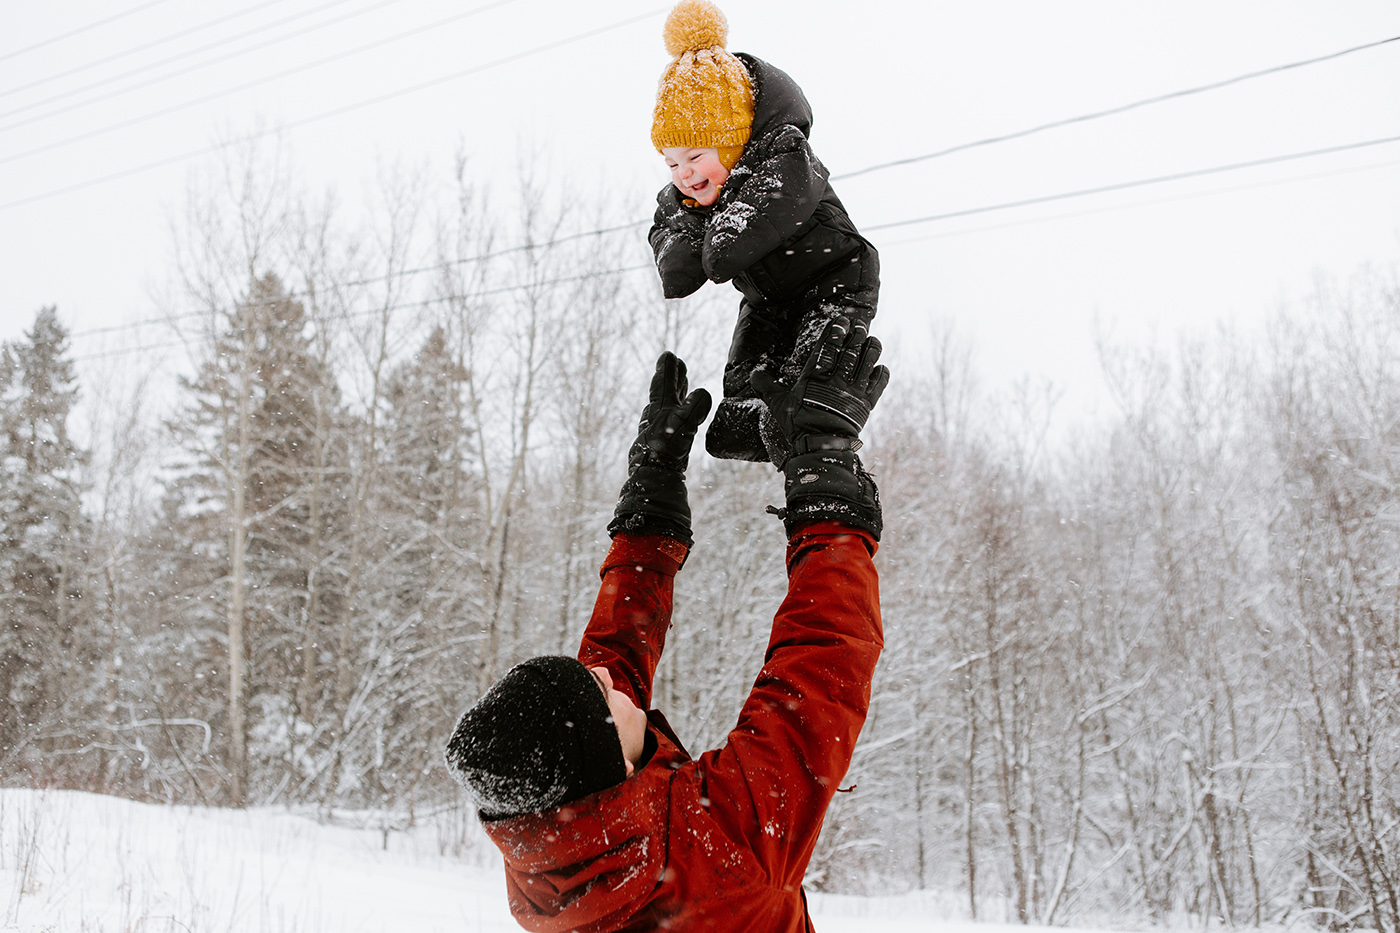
xmin=166 ymin=275 xmax=346 ymax=805
xmin=0 ymin=307 xmax=89 ymax=776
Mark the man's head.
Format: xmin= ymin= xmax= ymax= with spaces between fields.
xmin=651 ymin=0 xmax=752 ymax=188
xmin=445 ymin=656 xmax=647 ymax=819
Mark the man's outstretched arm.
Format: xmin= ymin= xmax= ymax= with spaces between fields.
xmin=578 ymin=534 xmax=687 ymax=712
xmin=700 ymin=317 xmax=890 ymax=888
xmin=703 ymin=520 xmax=881 ymax=887
xmin=578 ymin=352 xmax=710 ymax=710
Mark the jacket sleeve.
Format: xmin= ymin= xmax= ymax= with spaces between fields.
xmin=700 ymin=124 xmax=829 ymax=284
xmin=696 ymin=521 xmax=882 ymax=889
xmin=649 ymin=185 xmax=708 ymax=300
xmin=577 ymin=532 xmax=689 ymax=710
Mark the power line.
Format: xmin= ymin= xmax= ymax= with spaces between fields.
xmin=0 ymin=0 xmax=521 ymax=166
xmin=2 ymin=0 xmax=306 ymax=101
xmin=69 ymin=263 xmax=655 ymax=363
xmin=863 ymin=134 xmax=1400 ymax=233
xmin=833 ymin=34 xmax=1400 ymax=182
xmin=61 ymin=134 xmax=1400 ymax=350
xmin=0 ymin=19 xmax=1379 ymax=213
xmin=876 ymin=157 xmax=1400 ymax=248
xmin=72 ymin=338 xmax=190 ymax=365
xmin=67 ymin=220 xmax=650 ymax=341
xmin=1 ymin=0 xmax=388 ymax=124
xmin=0 ymin=0 xmax=173 ymax=64
xmin=5 ymin=21 xmax=1391 ymax=345
xmin=0 ymin=146 xmax=210 ymax=213
xmin=281 ymin=122 xmax=1400 ymax=297
xmin=0 ymin=5 xmax=665 ymax=210
xmin=349 ymin=222 xmax=652 ymax=293
xmin=251 ymin=4 xmax=663 ymax=144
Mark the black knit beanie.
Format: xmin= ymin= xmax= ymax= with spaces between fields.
xmin=444 ymin=656 xmax=628 ymax=820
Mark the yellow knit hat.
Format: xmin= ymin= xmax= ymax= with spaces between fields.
xmin=651 ymin=0 xmax=754 ymax=170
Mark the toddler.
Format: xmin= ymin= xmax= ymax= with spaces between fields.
xmin=648 ymin=0 xmax=880 ymax=463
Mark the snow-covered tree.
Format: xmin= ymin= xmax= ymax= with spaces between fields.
xmin=166 ymin=274 xmax=346 ymax=806
xmin=0 ymin=307 xmax=90 ymax=777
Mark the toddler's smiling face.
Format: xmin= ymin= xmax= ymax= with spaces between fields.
xmin=663 ymin=146 xmax=730 ymax=206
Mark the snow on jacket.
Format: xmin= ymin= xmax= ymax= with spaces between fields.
xmin=480 ymin=521 xmax=883 ymax=932
xmin=649 ymin=54 xmax=880 ymax=315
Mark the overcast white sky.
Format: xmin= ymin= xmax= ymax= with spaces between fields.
xmin=2 ymin=0 xmax=1398 ymax=424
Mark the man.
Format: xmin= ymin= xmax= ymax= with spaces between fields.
xmin=446 ymin=318 xmax=888 ymax=931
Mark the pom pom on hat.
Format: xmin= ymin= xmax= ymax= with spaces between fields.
xmin=651 ymin=1 xmax=754 ymax=160
xmin=663 ymin=0 xmax=729 ymax=58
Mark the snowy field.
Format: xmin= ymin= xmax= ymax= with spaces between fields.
xmin=1 ymin=787 xmax=1110 ymax=933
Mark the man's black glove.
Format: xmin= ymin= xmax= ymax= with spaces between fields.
xmin=750 ymin=317 xmax=889 ymax=540
xmin=609 ymin=352 xmax=712 ymax=546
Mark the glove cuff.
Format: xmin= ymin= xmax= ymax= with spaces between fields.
xmin=609 ymin=463 xmax=692 ymax=546
xmin=791 ymin=434 xmax=862 ymax=458
xmin=777 ymin=449 xmax=882 ymax=541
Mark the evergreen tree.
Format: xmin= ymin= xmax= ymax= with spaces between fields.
xmin=0 ymin=307 xmax=89 ymax=776
xmin=166 ymin=275 xmax=346 ymax=805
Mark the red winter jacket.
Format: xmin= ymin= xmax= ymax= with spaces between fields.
xmin=481 ymin=521 xmax=883 ymax=932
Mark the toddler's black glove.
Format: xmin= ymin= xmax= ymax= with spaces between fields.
xmin=750 ymin=318 xmax=889 ymax=540
xmin=609 ymin=352 xmax=712 ymax=545
xmin=649 ymin=186 xmax=707 ymax=299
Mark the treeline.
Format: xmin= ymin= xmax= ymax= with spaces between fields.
xmin=845 ymin=281 xmax=1400 ymax=930
xmin=0 ymin=153 xmax=1395 ymax=930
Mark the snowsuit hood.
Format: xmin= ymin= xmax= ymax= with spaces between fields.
xmin=736 ymin=52 xmax=813 ymax=151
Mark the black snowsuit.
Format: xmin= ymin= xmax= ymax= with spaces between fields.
xmin=648 ymin=53 xmax=880 ymax=463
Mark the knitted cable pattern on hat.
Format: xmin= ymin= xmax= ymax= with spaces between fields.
xmin=651 ymin=0 xmax=754 ymax=156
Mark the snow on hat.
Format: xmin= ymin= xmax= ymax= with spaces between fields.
xmin=444 ymin=656 xmax=627 ymax=820
xmin=651 ymin=0 xmax=754 ymax=171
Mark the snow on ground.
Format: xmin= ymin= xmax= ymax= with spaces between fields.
xmin=0 ymin=787 xmax=1110 ymax=933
